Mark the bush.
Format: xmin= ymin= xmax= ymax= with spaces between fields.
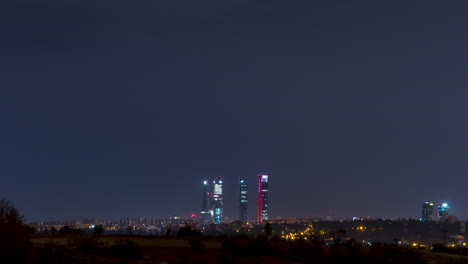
xmin=368 ymin=245 xmax=426 ymax=264
xmin=59 ymin=226 xmax=83 ymax=235
xmin=37 ymin=243 xmax=66 ymax=264
xmin=287 ymin=240 xmax=322 ymax=263
xmin=77 ymin=236 xmax=99 ymax=253
xmin=222 ymin=237 xmax=283 ymax=258
xmin=93 ymin=225 xmax=104 ymax=235
xmin=189 ymin=237 xmax=205 ymax=252
xmin=106 ymin=240 xmax=142 ymax=260
xmin=177 ymin=226 xmax=201 ymax=237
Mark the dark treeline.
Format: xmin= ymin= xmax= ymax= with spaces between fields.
xmin=34 ymin=218 xmax=464 ymax=246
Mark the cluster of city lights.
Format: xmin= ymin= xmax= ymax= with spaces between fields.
xmin=353 ymin=226 xmax=366 ymax=231
xmin=281 ymin=224 xmax=315 ymax=240
xmin=411 ymin=242 xmax=427 ymax=249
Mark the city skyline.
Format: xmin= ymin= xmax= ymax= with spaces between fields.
xmin=2 ymin=1 xmax=468 ymax=222
xmin=9 ymin=169 xmax=464 ymax=222
xmin=21 ymin=172 xmax=461 ymax=223
xmin=27 ymin=199 xmax=460 ymax=224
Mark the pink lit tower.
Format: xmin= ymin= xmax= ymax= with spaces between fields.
xmin=257 ymin=174 xmax=269 ymax=222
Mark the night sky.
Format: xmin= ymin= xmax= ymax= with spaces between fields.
xmin=2 ymin=0 xmax=468 ymax=222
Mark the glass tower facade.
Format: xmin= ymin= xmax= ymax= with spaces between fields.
xmin=257 ymin=174 xmax=269 ymax=222
xmin=438 ymin=203 xmax=449 ymax=222
xmin=212 ymin=177 xmax=223 ymax=224
xmin=421 ymin=202 xmax=434 ymax=221
xmin=239 ymin=179 xmax=248 ymax=222
xmin=200 ymin=180 xmax=212 ymax=224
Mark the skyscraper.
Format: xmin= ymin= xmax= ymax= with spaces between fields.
xmin=257 ymin=174 xmax=269 ymax=222
xmin=200 ymin=180 xmax=212 ymax=224
xmin=421 ymin=202 xmax=434 ymax=221
xmin=212 ymin=177 xmax=223 ymax=224
xmin=239 ymin=179 xmax=248 ymax=222
xmin=438 ymin=203 xmax=449 ymax=222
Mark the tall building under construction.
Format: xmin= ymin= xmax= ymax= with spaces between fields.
xmin=200 ymin=180 xmax=212 ymax=224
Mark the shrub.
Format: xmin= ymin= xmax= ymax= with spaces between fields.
xmin=77 ymin=236 xmax=99 ymax=253
xmin=93 ymin=225 xmax=104 ymax=235
xmin=106 ymin=240 xmax=142 ymax=260
xmin=177 ymin=226 xmax=201 ymax=237
xmin=37 ymin=243 xmax=66 ymax=264
xmin=189 ymin=237 xmax=205 ymax=252
xmin=59 ymin=225 xmax=83 ymax=235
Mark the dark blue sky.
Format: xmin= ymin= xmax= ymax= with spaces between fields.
xmin=1 ymin=0 xmax=468 ymax=222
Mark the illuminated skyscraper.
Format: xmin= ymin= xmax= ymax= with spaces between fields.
xmin=421 ymin=202 xmax=434 ymax=221
xmin=212 ymin=177 xmax=223 ymax=224
xmin=239 ymin=179 xmax=248 ymax=222
xmin=438 ymin=203 xmax=449 ymax=222
xmin=257 ymin=174 xmax=269 ymax=222
xmin=200 ymin=180 xmax=212 ymax=224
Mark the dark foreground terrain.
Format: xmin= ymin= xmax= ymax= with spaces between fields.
xmin=27 ymin=234 xmax=468 ymax=264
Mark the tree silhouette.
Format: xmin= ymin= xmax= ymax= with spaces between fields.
xmin=177 ymin=226 xmax=201 ymax=237
xmin=58 ymin=225 xmax=83 ymax=234
xmin=93 ymin=225 xmax=104 ymax=235
xmin=264 ymin=222 xmax=272 ymax=238
xmin=0 ymin=198 xmax=31 ymax=263
xmin=49 ymin=227 xmax=57 ymax=234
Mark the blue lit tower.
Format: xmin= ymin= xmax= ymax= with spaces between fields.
xmin=212 ymin=177 xmax=223 ymax=224
xmin=257 ymin=174 xmax=269 ymax=222
xmin=438 ymin=203 xmax=449 ymax=222
xmin=239 ymin=179 xmax=248 ymax=222
xmin=421 ymin=202 xmax=434 ymax=221
xmin=200 ymin=180 xmax=212 ymax=224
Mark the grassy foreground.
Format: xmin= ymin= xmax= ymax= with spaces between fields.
xmin=30 ymin=234 xmax=468 ymax=264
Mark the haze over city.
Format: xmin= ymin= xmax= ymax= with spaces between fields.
xmin=2 ymin=0 xmax=468 ymax=222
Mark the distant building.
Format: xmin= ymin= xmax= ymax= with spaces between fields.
xmin=257 ymin=174 xmax=269 ymax=222
xmin=200 ymin=180 xmax=212 ymax=224
xmin=212 ymin=177 xmax=223 ymax=224
xmin=239 ymin=179 xmax=248 ymax=222
xmin=421 ymin=202 xmax=434 ymax=221
xmin=438 ymin=203 xmax=449 ymax=222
